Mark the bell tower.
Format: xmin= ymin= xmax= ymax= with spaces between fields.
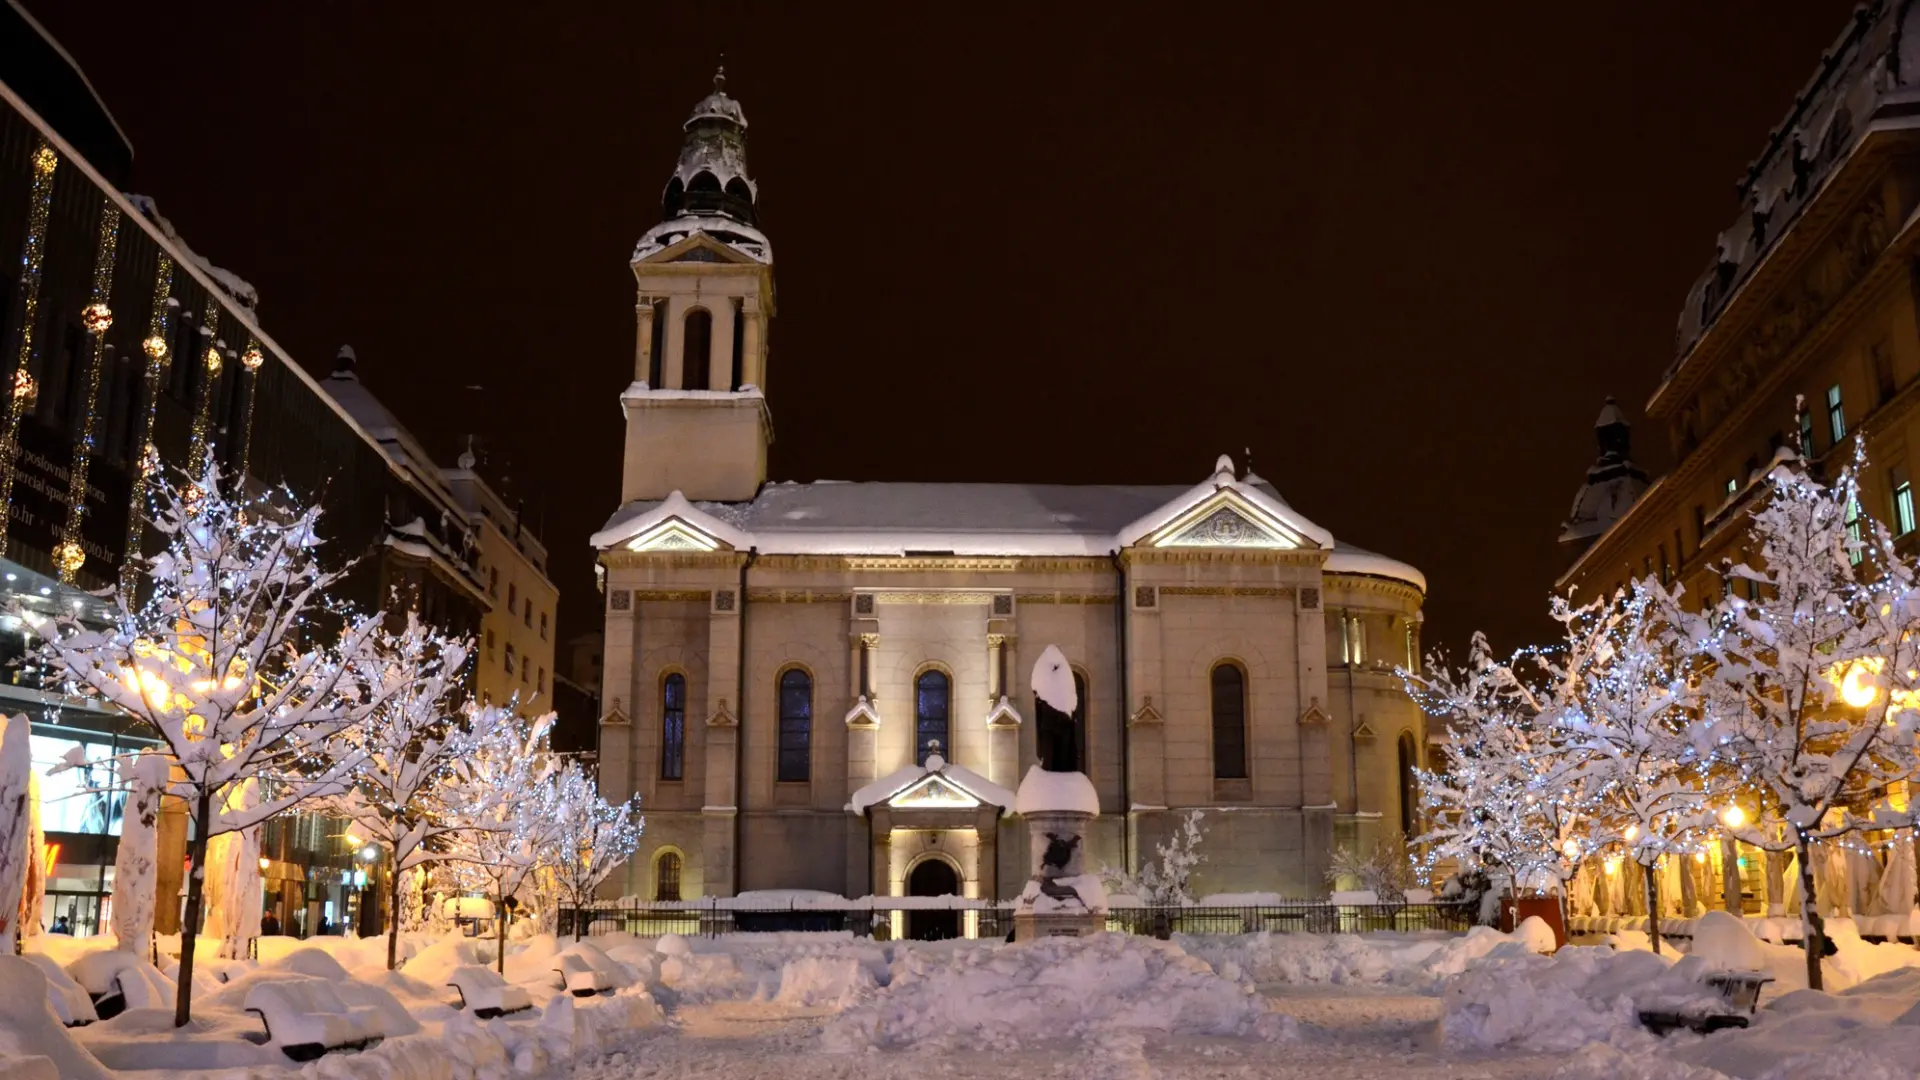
xmin=620 ymin=68 xmax=774 ymax=504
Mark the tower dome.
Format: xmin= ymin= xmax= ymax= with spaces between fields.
xmin=661 ymin=67 xmax=757 ymax=226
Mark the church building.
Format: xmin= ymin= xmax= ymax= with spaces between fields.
xmin=593 ymin=74 xmax=1430 ymax=906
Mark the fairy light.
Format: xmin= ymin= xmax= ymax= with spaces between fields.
xmin=234 ymin=337 xmax=264 ymax=481
xmin=120 ymin=257 xmax=175 ymax=598
xmin=0 ymin=140 xmax=59 ymax=542
xmin=53 ymin=202 xmax=123 ymax=583
xmin=187 ymin=296 xmax=221 ymax=462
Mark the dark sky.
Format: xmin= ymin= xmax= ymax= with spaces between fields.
xmin=33 ymin=2 xmax=1859 ymax=655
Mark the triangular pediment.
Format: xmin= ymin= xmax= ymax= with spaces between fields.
xmin=626 ymin=517 xmax=729 ymax=553
xmin=889 ymin=773 xmax=981 ymax=809
xmin=638 ymin=231 xmax=757 ymax=266
xmin=1149 ymin=490 xmax=1305 ymax=550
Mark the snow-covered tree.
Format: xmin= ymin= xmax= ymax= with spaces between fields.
xmin=0 ymin=714 xmax=30 ymax=952
xmin=1327 ymin=832 xmax=1417 ymax=903
xmin=442 ymin=710 xmax=562 ymax=971
xmin=29 ymin=458 xmax=392 ymax=1025
xmin=112 ymin=749 xmax=168 ymax=957
xmin=543 ymin=759 xmax=642 ymax=940
xmin=321 ymin=615 xmax=491 ymax=969
xmin=1543 ymin=583 xmax=1719 ymax=954
xmin=1402 ymin=635 xmax=1576 ymax=892
xmin=1676 ymin=446 xmax=1920 ymax=989
xmin=1104 ymin=809 xmax=1206 ymax=905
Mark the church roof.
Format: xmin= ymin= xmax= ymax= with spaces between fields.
xmin=594 ymin=458 xmax=1426 ymax=591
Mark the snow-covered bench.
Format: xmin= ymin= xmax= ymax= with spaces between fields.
xmin=243 ymin=979 xmax=386 ymax=1062
xmin=554 ymin=954 xmax=612 ymax=997
xmin=446 ymin=965 xmax=532 ymax=1019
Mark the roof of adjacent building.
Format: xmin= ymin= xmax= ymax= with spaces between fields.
xmin=594 ymin=457 xmax=1427 ymax=592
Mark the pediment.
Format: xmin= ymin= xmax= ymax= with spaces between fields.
xmin=637 ymin=231 xmax=757 ymax=266
xmin=888 ymin=773 xmax=981 ymax=809
xmin=626 ymin=516 xmax=730 ymax=553
xmin=1149 ymin=490 xmax=1306 ymax=550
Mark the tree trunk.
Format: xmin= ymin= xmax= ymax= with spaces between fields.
xmin=1644 ymin=859 xmax=1663 ymax=955
xmin=1721 ymin=836 xmax=1742 ymax=914
xmin=574 ymin=892 xmax=585 ymax=942
xmin=174 ymin=792 xmax=213 ymax=1028
xmin=495 ymin=889 xmax=507 ymax=975
xmin=1795 ymin=829 xmax=1825 ymax=992
xmin=387 ymin=864 xmax=402 ymax=971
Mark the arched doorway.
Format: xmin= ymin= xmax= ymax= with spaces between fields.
xmin=906 ymin=858 xmax=961 ymax=941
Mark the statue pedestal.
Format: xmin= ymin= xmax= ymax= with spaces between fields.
xmin=1011 ymin=768 xmax=1105 ymax=941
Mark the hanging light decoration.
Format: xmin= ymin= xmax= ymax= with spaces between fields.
xmin=142 ymin=335 xmax=167 ymax=361
xmin=0 ymin=137 xmax=59 ymax=542
xmin=81 ymin=302 xmax=112 ymax=335
xmin=122 ymin=258 xmax=174 ymax=599
xmin=241 ymin=343 xmax=263 ymax=371
xmin=55 ymin=204 xmax=123 ymax=583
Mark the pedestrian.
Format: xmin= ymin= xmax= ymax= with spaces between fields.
xmin=50 ymin=916 xmax=71 ymax=935
xmin=261 ymin=910 xmax=281 ymax=936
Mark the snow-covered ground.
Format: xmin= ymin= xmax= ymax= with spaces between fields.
xmin=10 ymin=915 xmax=1920 ymax=1079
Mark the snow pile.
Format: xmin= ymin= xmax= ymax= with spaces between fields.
xmin=774 ymin=955 xmax=878 ymax=1008
xmin=1031 ymin=644 xmax=1078 ymax=714
xmin=1014 ymin=765 xmax=1100 ymax=816
xmin=1441 ymin=946 xmax=1724 ymax=1052
xmin=1180 ymin=924 xmax=1547 ymax=989
xmin=0 ymin=957 xmax=112 ymax=1080
xmin=1688 ymin=910 xmax=1769 ymax=972
xmin=819 ymin=934 xmax=1294 ymax=1051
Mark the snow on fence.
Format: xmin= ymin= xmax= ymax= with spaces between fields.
xmin=556 ymin=899 xmax=1475 ymax=940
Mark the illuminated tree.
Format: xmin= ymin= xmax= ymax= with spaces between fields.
xmin=1673 ymin=446 xmax=1920 ymax=989
xmin=442 ymin=709 xmax=562 ymax=972
xmin=31 ymin=457 xmax=390 ymax=1025
xmin=543 ymin=759 xmax=642 ymax=939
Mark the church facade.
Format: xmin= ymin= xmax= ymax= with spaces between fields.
xmin=593 ymin=76 xmax=1430 ymax=906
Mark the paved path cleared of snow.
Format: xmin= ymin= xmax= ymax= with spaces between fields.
xmin=569 ymin=989 xmax=1572 ymax=1080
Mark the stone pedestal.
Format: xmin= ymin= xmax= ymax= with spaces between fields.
xmin=1010 ymin=767 xmax=1107 ymax=941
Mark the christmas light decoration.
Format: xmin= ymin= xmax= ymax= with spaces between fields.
xmin=0 ymin=139 xmax=59 ymax=542
xmin=187 ymin=296 xmax=220 ymax=463
xmin=233 ymin=338 xmax=263 ymax=482
xmin=54 ymin=203 xmax=122 ymax=583
xmin=121 ymin=257 xmax=174 ymax=597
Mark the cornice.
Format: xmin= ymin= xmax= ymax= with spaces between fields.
xmin=601 ymin=550 xmax=746 ymax=570
xmin=1321 ymin=574 xmax=1425 ymax=606
xmin=1120 ymin=547 xmax=1324 ymax=567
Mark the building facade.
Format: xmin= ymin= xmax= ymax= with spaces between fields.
xmin=446 ymin=460 xmax=557 ymax=717
xmin=0 ymin=9 xmax=486 ymax=939
xmin=1562 ymin=2 xmax=1920 ymax=609
xmin=594 ymin=76 xmax=1429 ymax=909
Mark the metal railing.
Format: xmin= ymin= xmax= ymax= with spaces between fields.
xmin=556 ymin=900 xmax=1474 ymax=941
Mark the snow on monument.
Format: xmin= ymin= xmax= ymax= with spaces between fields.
xmin=1012 ymin=645 xmax=1106 ymax=940
xmin=111 ymin=750 xmax=168 ymax=956
xmin=0 ymin=714 xmax=30 ymax=952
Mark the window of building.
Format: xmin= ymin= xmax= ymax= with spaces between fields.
xmin=1828 ymin=383 xmax=1846 ymax=443
xmin=1210 ymin=662 xmax=1248 ymax=780
xmin=1875 ymin=347 xmax=1897 ymax=404
xmin=485 ymin=629 xmax=494 ymax=654
xmin=1800 ymin=408 xmax=1816 ymax=455
xmin=1397 ymin=731 xmax=1419 ymax=837
xmin=537 ymin=668 xmax=545 ymax=695
xmin=661 ymin=673 xmax=686 ymax=780
xmin=521 ymin=657 xmax=530 ymax=682
xmin=507 ymin=583 xmax=517 ymax=613
xmin=915 ymin=669 xmax=950 ymax=765
xmin=1341 ymin=615 xmax=1365 ymax=666
xmin=524 ymin=603 xmax=532 ymax=628
xmin=683 ymin=308 xmax=712 ymax=390
xmin=539 ymin=612 xmax=548 ymax=640
xmin=489 ymin=567 xmax=498 ymax=598
xmin=1845 ymin=496 xmax=1865 ymax=565
xmin=654 ymin=850 xmax=682 ymax=901
xmin=1658 ymin=543 xmax=1672 ymax=585
xmin=648 ymin=300 xmax=666 ymax=388
xmin=1896 ymin=466 xmax=1917 ymax=537
xmin=1725 ymin=478 xmax=1737 ymax=496
xmin=1693 ymin=505 xmax=1707 ymax=546
xmin=504 ymin=643 xmax=515 ymax=673
xmin=777 ymin=668 xmax=811 ymax=782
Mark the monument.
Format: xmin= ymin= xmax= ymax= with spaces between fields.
xmin=1012 ymin=644 xmax=1108 ymax=940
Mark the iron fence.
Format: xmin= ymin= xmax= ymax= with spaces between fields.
xmin=557 ymin=900 xmax=1473 ymax=942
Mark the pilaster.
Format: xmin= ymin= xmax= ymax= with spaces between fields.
xmin=633 ymin=301 xmax=657 ymax=382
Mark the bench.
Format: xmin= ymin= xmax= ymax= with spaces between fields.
xmin=1704 ymin=972 xmax=1774 ymax=1014
xmin=553 ymin=954 xmax=612 ymax=997
xmin=243 ymin=979 xmax=387 ymax=1062
xmin=447 ymin=965 xmax=533 ymax=1019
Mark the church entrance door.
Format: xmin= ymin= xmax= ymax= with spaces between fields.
xmin=905 ymin=858 xmax=961 ymax=941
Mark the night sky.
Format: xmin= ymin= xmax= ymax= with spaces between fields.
xmin=33 ymin=2 xmax=1860 ymax=656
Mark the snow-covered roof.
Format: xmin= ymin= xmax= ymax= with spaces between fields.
xmin=633 ymin=216 xmax=771 ymax=264
xmin=594 ymin=457 xmax=1427 ymax=592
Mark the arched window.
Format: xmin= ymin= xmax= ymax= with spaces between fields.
xmin=916 ymin=669 xmax=950 ymax=765
xmin=661 ymin=673 xmax=686 ymax=780
xmin=1210 ymin=663 xmax=1247 ymax=779
xmin=648 ymin=299 xmax=666 ymax=387
xmin=654 ymin=850 xmax=682 ymax=902
xmin=777 ymin=668 xmax=811 ymax=782
xmin=682 ymin=308 xmax=712 ymax=390
xmin=1398 ymin=732 xmax=1419 ymax=836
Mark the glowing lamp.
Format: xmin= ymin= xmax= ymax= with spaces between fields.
xmin=1841 ymin=661 xmax=1881 ymax=708
xmin=1604 ymin=858 xmax=1620 ymax=876
xmin=361 ymin=846 xmax=378 ymax=861
xmin=1624 ymin=824 xmax=1639 ymax=842
xmin=1693 ymin=852 xmax=1706 ymax=864
xmin=1561 ymin=839 xmax=1580 ymax=860
xmin=258 ymin=856 xmax=270 ymax=872
xmin=1721 ymin=805 xmax=1746 ymax=828
xmin=142 ymin=335 xmax=167 ymax=361
xmin=204 ymin=347 xmax=222 ymax=375
xmin=241 ymin=345 xmax=263 ymax=371
xmin=81 ymin=303 xmax=112 ymax=335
